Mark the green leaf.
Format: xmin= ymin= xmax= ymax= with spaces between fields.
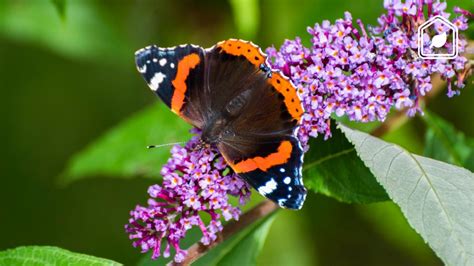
xmin=339 ymin=123 xmax=474 ymax=266
xmin=303 ymin=123 xmax=389 ymax=203
xmin=61 ymin=104 xmax=191 ymax=184
xmin=357 ymin=202 xmax=441 ymax=265
xmin=193 ymin=213 xmax=276 ymax=266
xmin=50 ymin=0 xmax=66 ymax=20
xmin=0 ymin=246 xmax=121 ymax=266
xmin=423 ymin=111 xmax=474 ymax=171
xmin=0 ymin=1 xmax=132 ymax=64
xmin=229 ymin=0 xmax=259 ymax=39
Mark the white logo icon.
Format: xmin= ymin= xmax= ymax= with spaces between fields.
xmin=417 ymin=15 xmax=458 ymax=59
xmin=430 ymin=32 xmax=447 ymax=48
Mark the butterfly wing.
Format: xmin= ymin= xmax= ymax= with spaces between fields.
xmin=205 ymin=40 xmax=307 ymax=209
xmin=135 ymin=44 xmax=208 ymax=128
xmin=227 ymin=137 xmax=306 ymax=209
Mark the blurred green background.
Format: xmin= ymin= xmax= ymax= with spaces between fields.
xmin=0 ymin=0 xmax=472 ymax=265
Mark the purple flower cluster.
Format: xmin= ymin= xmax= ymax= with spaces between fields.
xmin=266 ymin=0 xmax=472 ymax=148
xmin=125 ymin=134 xmax=250 ymax=262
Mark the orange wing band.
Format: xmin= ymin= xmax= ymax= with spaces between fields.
xmin=217 ymin=39 xmax=265 ymax=67
xmin=268 ymin=73 xmax=303 ymax=120
xmin=229 ymin=140 xmax=293 ymax=173
xmin=171 ymin=53 xmax=201 ymax=114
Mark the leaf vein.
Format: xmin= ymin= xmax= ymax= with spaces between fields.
xmin=303 ymin=148 xmax=355 ymax=171
xmin=408 ymin=152 xmax=467 ymax=257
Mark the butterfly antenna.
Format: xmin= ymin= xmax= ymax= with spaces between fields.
xmin=147 ymin=142 xmax=186 ymax=149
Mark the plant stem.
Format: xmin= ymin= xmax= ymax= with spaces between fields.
xmin=168 ymin=200 xmax=279 ymax=266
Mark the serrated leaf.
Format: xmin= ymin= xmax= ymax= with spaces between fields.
xmin=0 ymin=246 xmax=121 ymax=266
xmin=423 ymin=111 xmax=474 ymax=171
xmin=193 ymin=214 xmax=276 ymax=266
xmin=61 ymin=104 xmax=191 ymax=184
xmin=339 ymin=123 xmax=474 ymax=266
xmin=303 ymin=123 xmax=389 ymax=203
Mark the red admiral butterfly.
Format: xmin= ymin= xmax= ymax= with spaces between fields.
xmin=135 ymin=39 xmax=307 ymax=209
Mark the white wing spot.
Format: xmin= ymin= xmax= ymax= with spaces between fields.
xmin=159 ymin=58 xmax=167 ymax=66
xmin=278 ymin=199 xmax=287 ymax=206
xmin=146 ymin=60 xmax=150 ymax=64
xmin=149 ymin=72 xmax=166 ymax=91
xmin=137 ymin=64 xmax=147 ymax=74
xmin=283 ymin=177 xmax=291 ymax=184
xmin=288 ymin=187 xmax=292 ymax=191
xmin=257 ymin=178 xmax=277 ymax=196
xmin=280 ymin=168 xmax=285 ymax=173
xmin=170 ymin=63 xmax=175 ymax=68
xmin=153 ymin=58 xmax=158 ymax=63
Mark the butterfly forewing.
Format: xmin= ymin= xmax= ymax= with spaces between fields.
xmin=135 ymin=44 xmax=207 ymax=127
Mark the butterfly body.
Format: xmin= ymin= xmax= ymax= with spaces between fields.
xmin=135 ymin=39 xmax=307 ymax=209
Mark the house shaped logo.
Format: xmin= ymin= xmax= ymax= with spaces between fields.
xmin=417 ymin=15 xmax=458 ymax=59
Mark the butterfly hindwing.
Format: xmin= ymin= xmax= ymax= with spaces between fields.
xmin=228 ymin=137 xmax=306 ymax=209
